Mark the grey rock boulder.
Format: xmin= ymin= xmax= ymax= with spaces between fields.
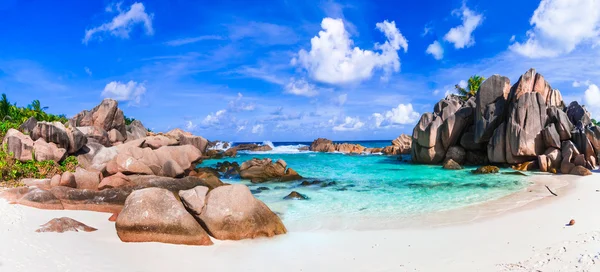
xmin=474 ymin=75 xmax=511 ymax=143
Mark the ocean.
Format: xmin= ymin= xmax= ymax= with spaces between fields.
xmin=202 ymin=141 xmax=529 ymax=230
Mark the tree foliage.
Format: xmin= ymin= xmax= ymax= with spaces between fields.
xmin=0 ymin=93 xmax=68 ymax=136
xmin=455 ymin=75 xmax=485 ymax=101
xmin=593 ymin=119 xmax=599 ymax=126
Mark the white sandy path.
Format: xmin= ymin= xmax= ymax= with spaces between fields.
xmin=0 ymin=173 xmax=599 ymax=272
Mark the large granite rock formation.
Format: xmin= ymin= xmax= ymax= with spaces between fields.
xmin=474 ymin=75 xmax=511 ymax=143
xmin=410 ymin=68 xmax=598 ymax=176
xmin=411 ymin=96 xmax=465 ymax=164
xmin=116 ymin=187 xmax=213 ymax=246
xmin=197 ymin=184 xmax=287 ymax=240
xmin=69 ymin=98 xmax=127 ymax=139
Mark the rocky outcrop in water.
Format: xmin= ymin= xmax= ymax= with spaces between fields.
xmin=309 ymin=136 xmax=412 ymax=155
xmin=382 ymin=134 xmax=412 ymax=155
xmin=411 ymin=68 xmax=600 ymax=176
xmin=239 ymin=158 xmax=302 ymax=183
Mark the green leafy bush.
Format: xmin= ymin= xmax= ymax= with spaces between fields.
xmin=0 ymin=146 xmax=79 ymax=187
xmin=0 ymin=94 xmax=78 ymax=187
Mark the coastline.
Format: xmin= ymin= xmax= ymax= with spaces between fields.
xmin=1 ymin=172 xmax=598 ymax=271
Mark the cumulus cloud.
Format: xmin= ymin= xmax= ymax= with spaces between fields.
xmin=83 ymin=2 xmax=154 ymax=44
xmin=294 ymin=18 xmax=408 ymax=85
xmin=101 ymin=80 xmax=146 ymax=104
xmin=443 ymin=5 xmax=483 ymax=49
xmin=584 ymin=84 xmax=600 ymax=117
xmin=372 ymin=103 xmax=420 ymax=128
xmin=285 ymin=78 xmax=319 ymax=97
xmin=252 ymin=124 xmax=264 ymax=134
xmin=426 ymin=41 xmax=444 ymax=60
xmin=202 ymin=109 xmax=227 ymax=126
xmin=333 ymin=116 xmax=364 ymax=131
xmin=510 ymin=0 xmax=600 ymax=58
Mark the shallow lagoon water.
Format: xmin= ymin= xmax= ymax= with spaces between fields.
xmin=203 ymin=142 xmax=529 ymax=230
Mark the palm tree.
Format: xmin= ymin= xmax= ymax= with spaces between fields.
xmin=592 ymin=119 xmax=599 ymax=126
xmin=0 ymin=94 xmax=10 ymax=120
xmin=27 ymin=100 xmax=48 ymax=112
xmin=27 ymin=99 xmax=49 ymax=120
xmin=455 ymin=75 xmax=485 ymax=101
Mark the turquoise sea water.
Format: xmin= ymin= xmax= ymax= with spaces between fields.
xmin=202 ymin=141 xmax=529 ymax=230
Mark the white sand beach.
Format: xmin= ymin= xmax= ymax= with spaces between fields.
xmin=0 ymin=173 xmax=598 ymax=272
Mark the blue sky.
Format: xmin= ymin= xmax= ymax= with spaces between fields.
xmin=1 ymin=0 xmax=600 ymax=142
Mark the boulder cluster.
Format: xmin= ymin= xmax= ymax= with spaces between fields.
xmin=411 ymin=68 xmax=599 ymax=176
xmin=1 ymin=99 xmax=287 ymax=245
xmin=308 ymin=135 xmax=411 ymax=155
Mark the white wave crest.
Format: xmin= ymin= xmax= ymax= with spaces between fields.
xmin=208 ymin=141 xmax=233 ymax=151
xmin=244 ymin=143 xmax=311 ymax=154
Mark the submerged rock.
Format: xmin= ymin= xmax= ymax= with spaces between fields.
xmin=443 ymin=159 xmax=463 ymax=170
xmin=471 ymin=166 xmax=500 ymax=174
xmin=283 ymin=191 xmax=308 ymax=200
xmin=35 ymin=217 xmax=97 ymax=233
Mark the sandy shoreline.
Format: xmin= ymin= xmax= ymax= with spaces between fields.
xmin=1 ymin=172 xmax=599 ymax=271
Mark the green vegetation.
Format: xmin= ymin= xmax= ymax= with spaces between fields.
xmin=455 ymin=75 xmax=485 ymax=101
xmin=0 ymin=94 xmax=68 ymax=136
xmin=592 ymin=119 xmax=599 ymax=126
xmin=124 ymin=115 xmax=135 ymax=126
xmin=0 ymin=94 xmax=77 ymax=187
xmin=0 ymin=148 xmax=78 ymax=187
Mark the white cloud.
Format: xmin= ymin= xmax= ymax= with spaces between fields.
xmin=510 ymin=0 xmax=600 ymax=58
xmin=433 ymin=89 xmax=440 ymax=95
xmin=372 ymin=103 xmax=420 ymax=128
xmin=458 ymin=80 xmax=468 ymax=89
xmin=165 ymin=35 xmax=223 ymax=46
xmin=443 ymin=5 xmax=483 ymax=49
xmin=84 ymin=67 xmax=92 ymax=76
xmin=83 ymin=2 xmax=154 ymax=44
xmin=333 ymin=116 xmax=364 ymax=131
xmin=285 ymin=78 xmax=319 ymax=97
xmin=426 ymin=41 xmax=444 ymax=60
xmin=584 ymin=84 xmax=600 ymax=117
xmin=228 ymin=93 xmax=256 ymax=111
xmin=573 ymin=80 xmax=592 ymax=87
xmin=251 ymin=124 xmax=264 ymax=134
xmin=422 ymin=24 xmax=433 ymax=37
xmin=202 ymin=109 xmax=227 ymax=126
xmin=101 ymin=80 xmax=146 ymax=104
xmin=236 ymin=125 xmax=246 ymax=133
xmin=295 ymin=17 xmax=408 ymax=85
xmin=185 ymin=120 xmax=197 ymax=131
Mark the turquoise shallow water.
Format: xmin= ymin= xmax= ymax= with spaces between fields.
xmin=202 ymin=142 xmax=529 ymax=230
